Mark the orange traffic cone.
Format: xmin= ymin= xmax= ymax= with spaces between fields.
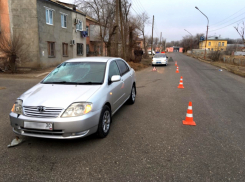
xmin=152 ymin=67 xmax=157 ymax=71
xmin=175 ymin=61 xmax=177 ymax=66
xmin=178 ymin=76 xmax=184 ymax=89
xmin=183 ymin=102 xmax=196 ymax=126
xmin=176 ymin=66 xmax=179 ymax=73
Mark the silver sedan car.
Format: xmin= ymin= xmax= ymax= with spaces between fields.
xmin=9 ymin=57 xmax=136 ymax=139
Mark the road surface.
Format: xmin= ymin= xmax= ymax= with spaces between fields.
xmin=1 ymin=53 xmax=245 ymax=181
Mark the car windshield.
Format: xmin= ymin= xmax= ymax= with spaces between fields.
xmin=42 ymin=62 xmax=106 ymax=85
xmin=154 ymin=54 xmax=166 ymax=58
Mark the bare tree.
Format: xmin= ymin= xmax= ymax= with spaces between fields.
xmin=234 ymin=21 xmax=245 ymax=46
xmin=135 ymin=12 xmax=150 ymax=57
xmin=0 ymin=32 xmax=29 ymax=73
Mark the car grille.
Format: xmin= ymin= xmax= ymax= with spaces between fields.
xmin=23 ymin=106 xmax=63 ymax=118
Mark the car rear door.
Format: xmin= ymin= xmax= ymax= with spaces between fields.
xmin=116 ymin=59 xmax=132 ymax=102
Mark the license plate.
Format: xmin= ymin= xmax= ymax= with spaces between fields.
xmin=157 ymin=62 xmax=161 ymax=64
xmin=24 ymin=121 xmax=53 ymax=130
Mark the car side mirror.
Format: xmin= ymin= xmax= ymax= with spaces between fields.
xmin=111 ymin=75 xmax=121 ymax=82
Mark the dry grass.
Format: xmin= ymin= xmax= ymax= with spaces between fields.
xmin=127 ymin=58 xmax=151 ymax=71
xmin=0 ymin=87 xmax=6 ymax=90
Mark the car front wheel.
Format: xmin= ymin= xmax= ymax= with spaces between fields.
xmin=127 ymin=85 xmax=136 ymax=104
xmin=97 ymin=105 xmax=111 ymax=138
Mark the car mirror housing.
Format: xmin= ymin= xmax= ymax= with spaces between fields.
xmin=111 ymin=75 xmax=121 ymax=82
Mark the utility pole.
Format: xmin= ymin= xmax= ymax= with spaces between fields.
xmin=115 ymin=0 xmax=119 ymax=57
xmin=160 ymin=32 xmax=162 ymax=52
xmin=151 ymin=15 xmax=154 ymax=56
xmin=119 ymin=0 xmax=125 ymax=59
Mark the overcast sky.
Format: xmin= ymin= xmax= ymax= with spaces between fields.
xmin=60 ymin=0 xmax=245 ymax=42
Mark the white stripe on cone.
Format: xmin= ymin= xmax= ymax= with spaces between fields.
xmin=186 ymin=113 xmax=193 ymax=117
xmin=188 ymin=106 xmax=192 ymax=109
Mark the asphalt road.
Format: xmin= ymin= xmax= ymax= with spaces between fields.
xmin=1 ymin=53 xmax=245 ymax=181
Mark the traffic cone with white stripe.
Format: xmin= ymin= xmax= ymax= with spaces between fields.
xmin=175 ymin=61 xmax=177 ymax=66
xmin=183 ymin=102 xmax=196 ymax=126
xmin=176 ymin=66 xmax=179 ymax=73
xmin=178 ymin=76 xmax=184 ymax=89
xmin=152 ymin=67 xmax=157 ymax=71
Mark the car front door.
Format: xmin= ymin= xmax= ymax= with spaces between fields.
xmin=108 ymin=61 xmax=125 ymax=114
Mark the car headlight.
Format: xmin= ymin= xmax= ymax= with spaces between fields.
xmin=61 ymin=102 xmax=92 ymax=118
xmin=11 ymin=99 xmax=23 ymax=115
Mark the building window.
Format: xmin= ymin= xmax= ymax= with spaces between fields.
xmin=46 ymin=8 xmax=53 ymax=25
xmin=218 ymin=42 xmax=221 ymax=46
xmin=62 ymin=43 xmax=68 ymax=56
xmin=86 ymin=26 xmax=89 ymax=36
xmin=221 ymin=48 xmax=223 ymax=51
xmin=77 ymin=43 xmax=83 ymax=55
xmin=208 ymin=48 xmax=210 ymax=50
xmin=48 ymin=42 xmax=55 ymax=57
xmin=222 ymin=42 xmax=224 ymax=46
xmin=61 ymin=14 xmax=67 ymax=28
xmin=211 ymin=48 xmax=213 ymax=51
xmin=208 ymin=42 xmax=211 ymax=46
xmin=76 ymin=20 xmax=83 ymax=31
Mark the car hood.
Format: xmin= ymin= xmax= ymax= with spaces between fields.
xmin=19 ymin=83 xmax=101 ymax=108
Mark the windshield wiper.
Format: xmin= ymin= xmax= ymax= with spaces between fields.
xmin=77 ymin=82 xmax=102 ymax=85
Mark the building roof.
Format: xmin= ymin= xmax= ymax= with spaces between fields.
xmin=200 ymin=36 xmax=227 ymax=41
xmin=46 ymin=0 xmax=86 ymax=16
xmin=86 ymin=15 xmax=99 ymax=23
xmin=55 ymin=1 xmax=99 ymax=23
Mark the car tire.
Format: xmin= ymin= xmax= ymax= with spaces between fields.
xmin=97 ymin=105 xmax=111 ymax=138
xmin=127 ymin=85 xmax=136 ymax=105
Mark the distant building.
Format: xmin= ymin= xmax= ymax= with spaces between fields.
xmin=166 ymin=46 xmax=183 ymax=53
xmin=86 ymin=15 xmax=107 ymax=56
xmin=199 ymin=36 xmax=227 ymax=51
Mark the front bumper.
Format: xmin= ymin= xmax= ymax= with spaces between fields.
xmin=9 ymin=109 xmax=101 ymax=139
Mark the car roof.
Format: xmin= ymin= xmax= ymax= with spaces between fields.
xmin=65 ymin=57 xmax=119 ymax=63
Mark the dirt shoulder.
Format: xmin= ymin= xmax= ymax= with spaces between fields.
xmin=186 ymin=54 xmax=245 ymax=78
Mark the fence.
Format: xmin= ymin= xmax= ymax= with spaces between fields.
xmin=223 ymin=56 xmax=245 ymax=66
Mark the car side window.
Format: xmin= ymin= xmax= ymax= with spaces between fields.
xmin=116 ymin=60 xmax=129 ymax=76
xmin=108 ymin=61 xmax=120 ymax=80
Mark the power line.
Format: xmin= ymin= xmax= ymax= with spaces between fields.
xmin=129 ymin=0 xmax=144 ymax=15
xmin=210 ymin=6 xmax=245 ymax=26
xmin=210 ymin=11 xmax=245 ymax=28
xmin=209 ymin=17 xmax=245 ymax=32
xmin=131 ymin=6 xmax=141 ymax=16
xmin=134 ymin=0 xmax=147 ymax=13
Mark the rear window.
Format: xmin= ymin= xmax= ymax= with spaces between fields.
xmin=116 ymin=60 xmax=129 ymax=75
xmin=154 ymin=54 xmax=166 ymax=58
